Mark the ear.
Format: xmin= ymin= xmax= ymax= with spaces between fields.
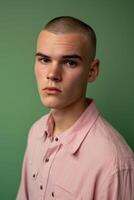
xmin=88 ymin=59 xmax=100 ymax=83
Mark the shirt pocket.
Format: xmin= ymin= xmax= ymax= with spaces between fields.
xmin=54 ymin=184 xmax=75 ymax=200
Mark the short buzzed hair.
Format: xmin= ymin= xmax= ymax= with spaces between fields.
xmin=43 ymin=16 xmax=96 ymax=61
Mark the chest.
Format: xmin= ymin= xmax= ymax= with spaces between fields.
xmin=26 ymin=139 xmax=101 ymax=200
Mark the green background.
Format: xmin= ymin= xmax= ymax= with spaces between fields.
xmin=0 ymin=0 xmax=133 ymax=199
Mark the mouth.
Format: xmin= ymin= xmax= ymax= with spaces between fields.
xmin=43 ymin=87 xmax=62 ymax=95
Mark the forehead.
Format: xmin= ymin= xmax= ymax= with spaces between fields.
xmin=37 ymin=30 xmax=89 ymax=57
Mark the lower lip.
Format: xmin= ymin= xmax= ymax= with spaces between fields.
xmin=44 ymin=89 xmax=61 ymax=94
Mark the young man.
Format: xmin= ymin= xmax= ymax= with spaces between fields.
xmin=17 ymin=16 xmax=134 ymax=200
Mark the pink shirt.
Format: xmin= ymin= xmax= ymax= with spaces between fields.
xmin=16 ymin=100 xmax=134 ymax=200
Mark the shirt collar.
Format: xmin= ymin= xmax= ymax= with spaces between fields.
xmin=44 ymin=99 xmax=100 ymax=154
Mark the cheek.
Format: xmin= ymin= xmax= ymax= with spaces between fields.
xmin=34 ymin=64 xmax=45 ymax=81
xmin=66 ymin=70 xmax=88 ymax=87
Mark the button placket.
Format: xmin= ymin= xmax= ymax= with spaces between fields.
xmin=43 ymin=141 xmax=60 ymax=164
xmin=42 ymin=144 xmax=62 ymax=199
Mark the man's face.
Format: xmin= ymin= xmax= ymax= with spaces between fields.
xmin=34 ymin=30 xmax=96 ymax=110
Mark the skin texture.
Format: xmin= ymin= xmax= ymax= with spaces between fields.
xmin=34 ymin=30 xmax=99 ymax=135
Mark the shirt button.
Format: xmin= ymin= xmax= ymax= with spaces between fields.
xmin=52 ymin=192 xmax=54 ymax=197
xmin=33 ymin=174 xmax=36 ymax=178
xmin=32 ymin=172 xmax=38 ymax=180
xmin=45 ymin=158 xmax=49 ymax=162
xmin=40 ymin=185 xmax=43 ymax=190
xmin=55 ymin=137 xmax=59 ymax=141
xmin=44 ymin=131 xmax=48 ymax=135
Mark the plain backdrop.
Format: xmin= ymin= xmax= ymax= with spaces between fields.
xmin=0 ymin=0 xmax=134 ymax=199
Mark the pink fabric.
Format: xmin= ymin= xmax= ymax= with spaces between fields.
xmin=16 ymin=100 xmax=134 ymax=200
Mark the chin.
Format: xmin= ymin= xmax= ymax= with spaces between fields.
xmin=41 ymin=98 xmax=63 ymax=109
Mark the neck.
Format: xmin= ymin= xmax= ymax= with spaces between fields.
xmin=51 ymin=97 xmax=90 ymax=136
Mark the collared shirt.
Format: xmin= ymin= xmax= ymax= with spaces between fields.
xmin=16 ymin=100 xmax=134 ymax=200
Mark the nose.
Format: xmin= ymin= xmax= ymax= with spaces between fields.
xmin=46 ymin=62 xmax=62 ymax=82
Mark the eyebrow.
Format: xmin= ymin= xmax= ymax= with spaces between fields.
xmin=35 ymin=52 xmax=49 ymax=58
xmin=62 ymin=54 xmax=82 ymax=61
xmin=35 ymin=52 xmax=83 ymax=61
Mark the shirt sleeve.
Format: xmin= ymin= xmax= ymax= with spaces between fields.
xmin=16 ymin=149 xmax=29 ymax=200
xmin=16 ymin=122 xmax=37 ymax=200
xmin=99 ymin=169 xmax=134 ymax=200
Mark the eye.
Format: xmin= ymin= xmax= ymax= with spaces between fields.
xmin=37 ymin=57 xmax=51 ymax=64
xmin=63 ymin=59 xmax=78 ymax=68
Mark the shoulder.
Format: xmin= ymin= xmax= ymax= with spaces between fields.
xmin=95 ymin=115 xmax=133 ymax=157
xmin=84 ymin=115 xmax=134 ymax=172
